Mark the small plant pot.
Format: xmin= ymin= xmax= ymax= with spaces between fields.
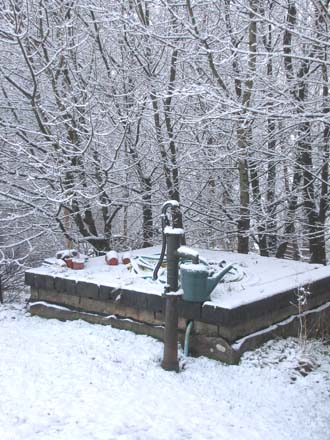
xmin=105 ymin=251 xmax=119 ymax=266
xmin=72 ymin=258 xmax=85 ymax=270
xmin=122 ymin=252 xmax=131 ymax=265
xmin=64 ymin=258 xmax=74 ymax=269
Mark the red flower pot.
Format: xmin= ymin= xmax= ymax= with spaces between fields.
xmin=65 ymin=258 xmax=73 ymax=269
xmin=105 ymin=251 xmax=119 ymax=266
xmin=72 ymin=258 xmax=85 ymax=270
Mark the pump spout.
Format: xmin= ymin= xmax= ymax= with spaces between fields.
xmin=207 ymin=263 xmax=235 ymax=294
xmin=176 ymin=246 xmax=199 ymax=264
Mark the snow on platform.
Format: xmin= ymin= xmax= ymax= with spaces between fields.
xmin=26 ymin=246 xmax=329 ymax=310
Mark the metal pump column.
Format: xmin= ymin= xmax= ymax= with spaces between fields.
xmin=159 ymin=201 xmax=184 ymax=372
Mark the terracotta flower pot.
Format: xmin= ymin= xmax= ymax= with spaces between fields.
xmin=105 ymin=251 xmax=119 ymax=265
xmin=72 ymin=258 xmax=85 ymax=270
xmin=122 ymin=252 xmax=131 ymax=265
xmin=64 ymin=258 xmax=74 ymax=269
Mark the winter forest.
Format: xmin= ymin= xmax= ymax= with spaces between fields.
xmin=1 ymin=0 xmax=330 ymax=288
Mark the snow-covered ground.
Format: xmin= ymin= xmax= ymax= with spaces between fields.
xmin=1 ymin=302 xmax=330 ymax=440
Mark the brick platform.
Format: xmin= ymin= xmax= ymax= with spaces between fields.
xmin=25 ymin=263 xmax=330 ymax=364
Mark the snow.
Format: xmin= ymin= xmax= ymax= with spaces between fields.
xmin=207 ymin=253 xmax=328 ymax=309
xmin=106 ymin=251 xmax=119 ymax=260
xmin=163 ymin=226 xmax=185 ymax=235
xmin=27 ymin=246 xmax=330 ymax=310
xmin=31 ymin=247 xmax=166 ymax=295
xmin=164 ymin=289 xmax=183 ymax=297
xmin=162 ymin=200 xmax=180 ymax=208
xmin=180 ymin=263 xmax=207 ymax=272
xmin=177 ymin=245 xmax=200 ymax=259
xmin=55 ymin=249 xmax=79 ymax=259
xmin=1 ymin=303 xmax=330 ymax=440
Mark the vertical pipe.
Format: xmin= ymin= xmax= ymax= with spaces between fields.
xmin=166 ymin=232 xmax=180 ymax=292
xmin=161 ymin=293 xmax=180 ymax=371
xmin=161 ymin=232 xmax=182 ymax=372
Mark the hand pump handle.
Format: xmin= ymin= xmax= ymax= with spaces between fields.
xmin=153 ymin=200 xmax=179 ymax=281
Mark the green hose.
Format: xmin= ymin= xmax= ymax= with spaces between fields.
xmin=184 ymin=320 xmax=194 ymax=356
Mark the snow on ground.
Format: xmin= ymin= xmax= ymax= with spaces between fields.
xmin=1 ymin=303 xmax=330 ymax=440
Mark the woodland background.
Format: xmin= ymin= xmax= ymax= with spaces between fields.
xmin=1 ymin=0 xmax=330 ymax=294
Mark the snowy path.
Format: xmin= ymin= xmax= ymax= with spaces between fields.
xmin=0 ymin=304 xmax=330 ymax=440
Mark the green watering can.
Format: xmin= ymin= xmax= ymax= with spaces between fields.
xmin=180 ymin=262 xmax=234 ymax=303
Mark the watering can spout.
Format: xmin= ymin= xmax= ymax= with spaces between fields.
xmin=206 ymin=275 xmax=219 ymax=295
xmin=207 ymin=264 xmax=235 ymax=295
